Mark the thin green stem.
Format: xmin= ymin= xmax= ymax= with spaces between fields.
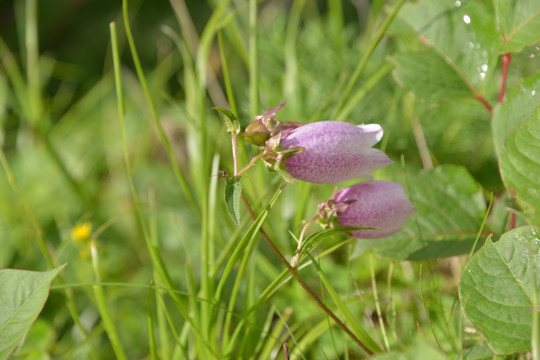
xmin=2 ymin=6 xmax=92 ymax=209
xmin=249 ymin=0 xmax=259 ymax=115
xmin=331 ymin=0 xmax=407 ymax=119
xmin=369 ymin=254 xmax=389 ymax=350
xmin=335 ymin=62 xmax=394 ymax=121
xmin=110 ymin=22 xmax=215 ymax=357
xmin=217 ymin=31 xmax=238 ymax=116
xmin=466 ymin=193 xmax=493 ymax=262
xmin=240 ymin=193 xmax=378 ymax=355
xmin=40 ymin=130 xmax=93 ymax=207
xmin=292 ymin=217 xmax=317 ymax=268
xmin=121 ymin=0 xmax=199 ymax=213
xmin=0 ymin=147 xmax=99 ymax=359
xmin=25 ymin=0 xmax=41 ymax=124
xmin=0 ymin=148 xmax=54 ymax=268
xmin=90 ymin=240 xmax=128 ymax=360
xmin=236 ymin=153 xmax=263 ymax=177
xmin=147 ymin=283 xmax=159 ymax=360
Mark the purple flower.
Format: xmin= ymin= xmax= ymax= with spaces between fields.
xmin=319 ymin=181 xmax=415 ymax=238
xmin=279 ymin=121 xmax=392 ymax=183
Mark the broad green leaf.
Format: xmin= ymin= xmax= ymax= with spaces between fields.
xmin=492 ymin=72 xmax=540 ymax=155
xmin=499 ymin=107 xmax=540 ymax=225
xmin=395 ymin=0 xmax=500 ymax=92
xmin=495 ymin=0 xmax=540 ymax=53
xmin=371 ymin=340 xmax=447 ymax=359
xmin=392 ymin=49 xmax=473 ymax=103
xmin=459 ymin=226 xmax=540 ymax=354
xmin=225 ymin=176 xmax=242 ymax=225
xmin=356 ymin=166 xmax=487 ymax=260
xmin=0 ymin=265 xmax=66 ymax=359
xmin=499 ymin=12 xmax=540 ymax=53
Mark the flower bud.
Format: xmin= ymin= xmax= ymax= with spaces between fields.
xmin=278 ymin=121 xmax=392 ymax=183
xmin=318 ymin=181 xmax=415 ymax=238
xmin=242 ymin=102 xmax=304 ymax=147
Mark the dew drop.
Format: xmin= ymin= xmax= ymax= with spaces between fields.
xmin=532 ymin=90 xmax=537 ymax=96
xmin=455 ymin=0 xmax=462 ymax=7
xmin=463 ymin=15 xmax=471 ymax=24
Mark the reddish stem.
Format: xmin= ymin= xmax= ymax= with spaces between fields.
xmin=509 ymin=189 xmax=516 ymax=231
xmin=509 ymin=212 xmax=516 ymax=231
xmin=498 ymin=53 xmax=511 ymax=103
xmin=240 ymin=193 xmax=377 ymax=355
xmin=475 ymin=93 xmax=493 ymax=113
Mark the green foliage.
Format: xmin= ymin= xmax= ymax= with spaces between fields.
xmin=371 ymin=341 xmax=447 ymax=360
xmin=459 ymin=227 xmax=540 ymax=353
xmin=496 ymin=0 xmax=540 ymax=52
xmin=492 ymin=72 xmax=540 ymax=154
xmin=0 ymin=265 xmax=66 ymax=359
xmin=500 ymin=107 xmax=540 ymax=225
xmin=1 ymin=0 xmax=540 ymax=358
xmin=224 ymin=176 xmax=242 ymax=225
xmin=393 ymin=49 xmax=474 ymax=102
xmin=357 ymin=166 xmax=487 ymax=260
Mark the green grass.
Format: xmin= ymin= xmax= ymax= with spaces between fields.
xmin=1 ymin=0 xmax=539 ymax=359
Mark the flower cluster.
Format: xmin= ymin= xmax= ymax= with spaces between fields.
xmin=243 ymin=103 xmax=414 ymax=239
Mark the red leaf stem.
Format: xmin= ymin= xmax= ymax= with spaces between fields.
xmin=498 ymin=53 xmax=511 ymax=103
xmin=475 ymin=93 xmax=493 ymax=113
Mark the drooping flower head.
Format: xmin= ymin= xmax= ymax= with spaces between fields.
xmin=318 ymin=181 xmax=415 ymax=238
xmin=243 ymin=103 xmax=392 ymax=183
xmin=278 ymin=121 xmax=392 ymax=183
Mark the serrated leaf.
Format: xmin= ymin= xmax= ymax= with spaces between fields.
xmin=225 ymin=177 xmax=242 ymax=225
xmin=459 ymin=226 xmax=540 ymax=354
xmin=214 ymin=107 xmax=241 ymax=135
xmin=496 ymin=0 xmax=540 ymax=53
xmin=0 ymin=265 xmax=66 ymax=359
xmin=492 ymin=72 xmax=540 ymax=155
xmin=500 ymin=107 xmax=540 ymax=225
xmin=499 ymin=12 xmax=540 ymax=53
xmin=392 ymin=49 xmax=474 ymax=103
xmin=355 ymin=166 xmax=487 ymax=260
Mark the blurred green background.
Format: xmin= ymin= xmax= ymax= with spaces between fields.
xmin=2 ymin=0 xmax=539 ymax=358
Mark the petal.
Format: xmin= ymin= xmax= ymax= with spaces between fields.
xmin=281 ymin=121 xmax=383 ymax=150
xmin=280 ymin=121 xmax=391 ymax=183
xmin=336 ymin=181 xmax=415 ymax=238
xmin=356 ymin=124 xmax=384 ymax=146
xmin=285 ymin=148 xmax=392 ymax=183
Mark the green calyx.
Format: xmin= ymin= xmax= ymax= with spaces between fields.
xmin=262 ymin=131 xmax=304 ymax=184
xmin=316 ymin=189 xmax=356 ymax=228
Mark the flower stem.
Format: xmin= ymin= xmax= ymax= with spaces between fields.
xmin=240 ymin=193 xmax=378 ymax=355
xmin=236 ymin=153 xmax=264 ymax=177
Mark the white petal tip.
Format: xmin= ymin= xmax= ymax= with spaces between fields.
xmin=357 ymin=123 xmax=384 ymax=142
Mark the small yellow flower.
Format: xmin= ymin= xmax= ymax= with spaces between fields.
xmin=71 ymin=222 xmax=92 ymax=243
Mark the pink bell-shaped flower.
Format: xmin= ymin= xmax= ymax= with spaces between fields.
xmin=319 ymin=181 xmax=415 ymax=238
xmin=279 ymin=121 xmax=392 ymax=183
